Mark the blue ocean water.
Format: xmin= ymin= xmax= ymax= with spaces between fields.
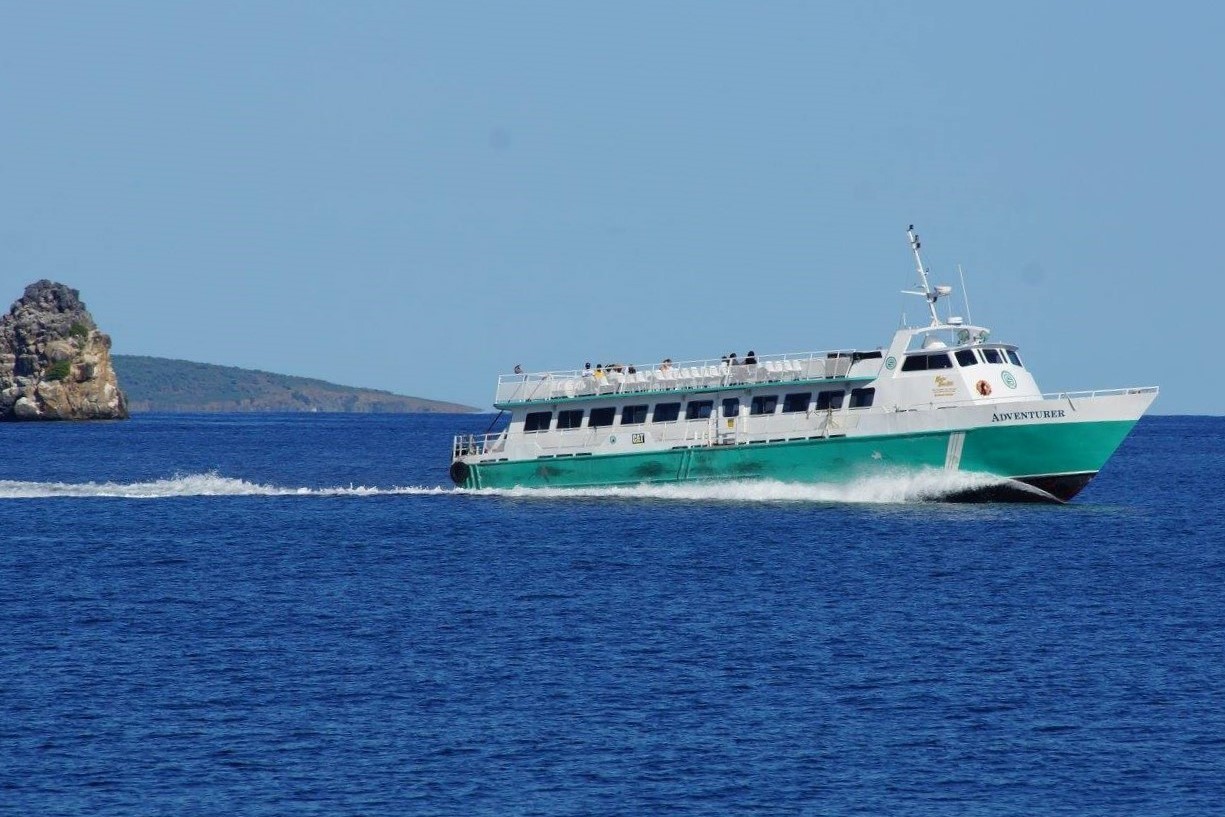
xmin=1 ymin=413 xmax=1222 ymax=816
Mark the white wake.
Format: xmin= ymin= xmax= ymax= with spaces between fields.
xmin=461 ymin=469 xmax=1038 ymax=504
xmin=0 ymin=468 xmax=1043 ymax=504
xmin=0 ymin=472 xmax=446 ymax=499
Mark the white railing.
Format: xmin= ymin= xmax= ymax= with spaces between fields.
xmin=494 ymin=350 xmax=880 ymax=405
xmin=452 ymin=430 xmax=508 ymax=458
xmin=1040 ymin=387 xmax=1159 ymax=400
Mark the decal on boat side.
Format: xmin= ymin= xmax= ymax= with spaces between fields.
xmin=991 ymin=409 xmax=1067 ymax=422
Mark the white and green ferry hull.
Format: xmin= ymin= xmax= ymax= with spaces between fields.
xmin=457 ymin=228 xmax=1160 ymax=502
xmin=452 ymin=403 xmax=1148 ymax=502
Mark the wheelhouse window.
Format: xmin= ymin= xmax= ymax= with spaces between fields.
xmin=1006 ymin=350 xmax=1023 ymax=367
xmin=686 ymin=400 xmax=714 ymax=420
xmin=955 ymin=349 xmax=979 ymax=367
xmin=782 ymin=392 xmax=811 ymax=413
xmin=982 ymin=348 xmax=1004 ymax=364
xmin=589 ymin=407 xmax=616 ymax=428
xmin=927 ymin=353 xmax=952 ymax=370
xmin=524 ymin=411 xmax=552 ymax=432
xmin=816 ymin=389 xmax=844 ymax=410
xmin=621 ymin=404 xmax=648 ymax=425
xmin=901 ymin=354 xmax=927 ymax=371
xmin=750 ymin=395 xmax=778 ymax=415
xmin=653 ymin=402 xmax=680 ymax=423
xmin=556 ymin=409 xmax=583 ymax=429
xmin=849 ymin=387 xmax=875 ymax=409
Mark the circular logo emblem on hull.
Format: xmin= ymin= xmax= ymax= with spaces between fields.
xmin=1002 ymin=371 xmax=1017 ymax=389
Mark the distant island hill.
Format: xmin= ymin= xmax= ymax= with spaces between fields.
xmin=112 ymin=355 xmax=478 ymax=414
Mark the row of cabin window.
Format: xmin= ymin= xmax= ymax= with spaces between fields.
xmin=522 ymin=388 xmax=875 ymax=432
xmin=902 ymin=347 xmax=1024 ymax=372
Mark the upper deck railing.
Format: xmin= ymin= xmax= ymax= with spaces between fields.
xmin=494 ymin=350 xmax=883 ymax=406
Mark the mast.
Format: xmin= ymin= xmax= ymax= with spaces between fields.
xmin=905 ymin=224 xmax=943 ymax=326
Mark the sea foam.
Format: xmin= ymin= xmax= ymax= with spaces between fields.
xmin=0 ymin=468 xmax=1038 ymax=504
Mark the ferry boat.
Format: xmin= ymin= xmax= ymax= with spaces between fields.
xmin=450 ymin=227 xmax=1158 ymax=502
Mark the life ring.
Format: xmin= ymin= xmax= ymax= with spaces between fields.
xmin=976 ymin=380 xmax=992 ymax=397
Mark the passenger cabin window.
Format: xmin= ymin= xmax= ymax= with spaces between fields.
xmin=750 ymin=395 xmax=778 ymax=415
xmin=722 ymin=398 xmax=740 ymax=418
xmin=816 ymin=390 xmax=844 ymax=410
xmin=782 ymin=392 xmax=812 ymax=413
xmin=557 ymin=409 xmax=583 ymax=429
xmin=524 ymin=411 xmax=552 ymax=432
xmin=686 ymin=400 xmax=714 ymax=420
xmin=1006 ymin=350 xmax=1023 ymax=367
xmin=653 ymin=402 xmax=680 ymax=423
xmin=903 ymin=352 xmax=953 ymax=371
xmin=589 ymin=407 xmax=616 ymax=428
xmin=849 ymin=387 xmax=875 ymax=409
xmin=983 ymin=348 xmax=1004 ymax=364
xmin=955 ymin=349 xmax=979 ymax=367
xmin=621 ymin=404 xmax=648 ymax=425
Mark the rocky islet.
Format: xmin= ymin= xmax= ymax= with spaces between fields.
xmin=0 ymin=280 xmax=128 ymax=420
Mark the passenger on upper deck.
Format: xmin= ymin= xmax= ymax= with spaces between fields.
xmin=581 ymin=362 xmax=593 ymax=379
xmin=660 ymin=358 xmax=673 ymax=373
xmin=744 ymin=351 xmax=757 ymax=365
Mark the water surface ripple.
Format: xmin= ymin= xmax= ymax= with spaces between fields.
xmin=1 ymin=414 xmax=1221 ymax=815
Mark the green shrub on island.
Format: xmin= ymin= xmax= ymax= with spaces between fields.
xmin=69 ymin=322 xmax=90 ymax=340
xmin=45 ymin=360 xmax=72 ymax=381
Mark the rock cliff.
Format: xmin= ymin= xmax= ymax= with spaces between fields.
xmin=0 ymin=280 xmax=128 ymax=420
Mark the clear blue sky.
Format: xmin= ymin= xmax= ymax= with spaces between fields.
xmin=2 ymin=2 xmax=1221 ymax=412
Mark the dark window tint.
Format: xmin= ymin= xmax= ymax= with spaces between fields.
xmin=686 ymin=400 xmax=714 ymax=420
xmin=589 ymin=407 xmax=616 ymax=427
xmin=816 ymin=390 xmax=844 ymax=410
xmin=524 ymin=411 xmax=552 ymax=432
xmin=955 ymin=349 xmax=979 ymax=367
xmin=750 ymin=395 xmax=778 ymax=415
xmin=983 ymin=348 xmax=1004 ymax=364
xmin=722 ymin=398 xmax=740 ymax=418
xmin=901 ymin=355 xmax=927 ymax=372
xmin=556 ymin=409 xmax=583 ymax=429
xmin=849 ymin=387 xmax=875 ymax=408
xmin=782 ymin=392 xmax=812 ymax=413
xmin=621 ymin=404 xmax=648 ymax=425
xmin=928 ymin=353 xmax=952 ymax=370
xmin=653 ymin=402 xmax=680 ymax=423
xmin=1006 ymin=350 xmax=1023 ymax=367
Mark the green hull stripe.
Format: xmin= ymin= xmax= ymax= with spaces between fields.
xmin=463 ymin=419 xmax=1138 ymax=489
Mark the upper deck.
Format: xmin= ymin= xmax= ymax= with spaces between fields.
xmin=494 ymin=349 xmax=885 ymax=407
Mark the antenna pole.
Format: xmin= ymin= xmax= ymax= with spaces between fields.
xmin=907 ymin=225 xmax=940 ymax=325
xmin=958 ymin=263 xmax=973 ymax=325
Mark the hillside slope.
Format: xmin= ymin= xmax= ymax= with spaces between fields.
xmin=113 ymin=355 xmax=477 ymax=413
